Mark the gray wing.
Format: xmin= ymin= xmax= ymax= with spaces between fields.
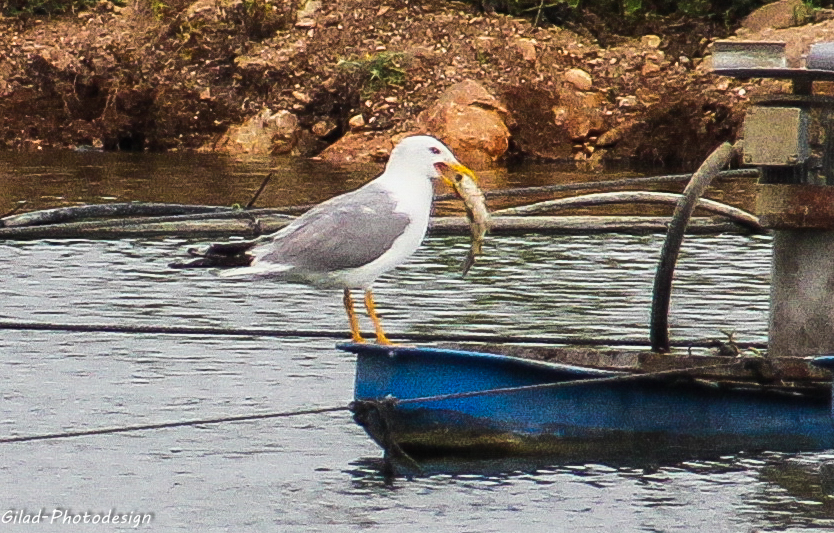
xmin=253 ymin=183 xmax=411 ymax=271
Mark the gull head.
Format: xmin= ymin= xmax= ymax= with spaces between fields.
xmin=385 ymin=135 xmax=477 ymax=187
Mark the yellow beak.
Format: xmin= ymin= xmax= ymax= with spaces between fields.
xmin=436 ymin=161 xmax=478 ymax=195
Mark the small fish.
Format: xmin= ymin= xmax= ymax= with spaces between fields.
xmin=450 ymin=172 xmax=491 ymax=276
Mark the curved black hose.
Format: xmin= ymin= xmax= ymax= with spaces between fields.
xmin=650 ymin=143 xmax=736 ymax=353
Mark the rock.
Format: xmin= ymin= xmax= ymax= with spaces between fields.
xmin=234 ymin=41 xmax=306 ymax=74
xmin=498 ymin=85 xmax=570 ymax=160
xmin=515 ymin=39 xmax=537 ymax=62
xmin=321 ymin=13 xmax=341 ymax=26
xmin=292 ymin=91 xmax=311 ymax=104
xmin=185 ymin=0 xmax=287 ymax=36
xmin=321 ymin=77 xmax=337 ymax=92
xmin=212 ymin=109 xmax=300 ymax=155
xmin=297 ymin=0 xmax=321 ymax=22
xmin=318 ymin=133 xmax=394 ymax=165
xmin=552 ymin=88 xmax=607 ymax=141
xmin=29 ymin=48 xmax=80 ymax=73
xmin=641 ymin=62 xmax=661 ymax=76
xmin=641 ymin=35 xmax=661 ymax=49
xmin=293 ymin=128 xmax=326 ymax=157
xmin=348 ymin=114 xmax=366 ymax=130
xmin=409 ymin=45 xmax=437 ymax=59
xmin=600 ymin=94 xmax=743 ymax=165
xmin=618 ymin=95 xmax=638 ymax=108
xmin=635 ymin=87 xmax=661 ymax=106
xmin=814 ymin=9 xmax=834 ymax=23
xmin=596 ymin=126 xmax=626 ymax=147
xmin=564 ymin=68 xmax=592 ymax=91
xmin=740 ymin=0 xmax=811 ymax=32
xmin=430 ymin=79 xmax=509 ymax=115
xmin=312 ymin=120 xmax=337 ymax=138
xmin=185 ymin=0 xmax=243 ymax=24
xmin=416 ymin=79 xmax=510 ymax=168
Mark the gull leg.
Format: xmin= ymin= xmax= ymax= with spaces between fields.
xmin=343 ymin=288 xmax=364 ymax=343
xmin=364 ymin=289 xmax=393 ymax=345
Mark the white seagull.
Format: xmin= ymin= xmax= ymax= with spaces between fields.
xmin=182 ymin=135 xmax=480 ymax=344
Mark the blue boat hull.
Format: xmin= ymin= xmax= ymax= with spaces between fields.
xmin=344 ymin=344 xmax=834 ymax=460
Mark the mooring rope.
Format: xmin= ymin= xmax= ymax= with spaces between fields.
xmin=0 ymin=405 xmax=350 ymax=444
xmin=393 ymin=361 xmax=746 ymax=405
xmin=0 ymin=320 xmax=769 ymax=349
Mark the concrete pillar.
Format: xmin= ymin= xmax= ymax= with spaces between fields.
xmin=770 ymin=230 xmax=834 ymax=358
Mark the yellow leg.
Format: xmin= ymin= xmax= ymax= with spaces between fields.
xmin=343 ymin=288 xmax=364 ymax=343
xmin=364 ymin=289 xmax=393 ymax=345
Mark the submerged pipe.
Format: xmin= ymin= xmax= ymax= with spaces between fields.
xmin=0 ymin=215 xmax=749 ymax=241
xmin=492 ymin=191 xmax=761 ymax=232
xmin=0 ymin=202 xmax=234 ymax=228
xmin=650 ymin=143 xmax=736 ymax=353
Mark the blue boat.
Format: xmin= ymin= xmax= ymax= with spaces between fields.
xmin=343 ymin=344 xmax=834 ymax=462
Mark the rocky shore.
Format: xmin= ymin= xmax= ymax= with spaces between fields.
xmin=3 ymin=0 xmax=834 ymax=169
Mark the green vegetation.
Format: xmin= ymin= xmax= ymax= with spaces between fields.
xmin=337 ymin=52 xmax=407 ymax=97
xmin=1 ymin=0 xmax=100 ymax=16
xmin=469 ymin=0 xmax=811 ymax=26
xmin=149 ymin=0 xmax=166 ymax=18
xmin=241 ymin=0 xmax=273 ymax=38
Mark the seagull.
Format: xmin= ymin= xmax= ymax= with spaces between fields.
xmin=185 ymin=135 xmax=479 ymax=344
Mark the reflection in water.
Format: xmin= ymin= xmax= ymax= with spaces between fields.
xmin=345 ymin=453 xmax=834 ymax=532
xmin=340 ymin=453 xmax=834 ymax=532
xmin=0 ymin=150 xmax=375 ymax=214
xmin=0 ymin=150 xmax=759 ymax=218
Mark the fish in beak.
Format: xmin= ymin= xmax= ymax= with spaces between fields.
xmin=435 ymin=162 xmax=492 ymax=276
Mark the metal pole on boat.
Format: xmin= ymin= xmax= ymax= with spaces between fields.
xmin=714 ymin=41 xmax=834 ymax=358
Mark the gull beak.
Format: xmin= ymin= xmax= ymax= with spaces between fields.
xmin=434 ymin=161 xmax=478 ymax=198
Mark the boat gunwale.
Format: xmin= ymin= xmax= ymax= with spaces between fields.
xmin=338 ymin=342 xmax=627 ymax=379
xmin=344 ymin=343 xmax=834 ymax=401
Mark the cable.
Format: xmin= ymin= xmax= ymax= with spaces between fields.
xmin=434 ymin=169 xmax=760 ymax=202
xmin=0 ymin=320 xmax=768 ymax=349
xmin=0 ymin=405 xmax=350 ymax=444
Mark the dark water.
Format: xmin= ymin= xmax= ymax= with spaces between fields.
xmin=0 ymin=152 xmax=832 ymax=532
xmin=0 ymin=150 xmax=366 ymax=214
xmin=0 ymin=149 xmax=757 ymax=216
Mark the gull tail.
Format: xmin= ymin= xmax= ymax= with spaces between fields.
xmin=169 ymin=240 xmax=256 ymax=269
xmin=170 ymin=239 xmax=292 ymax=279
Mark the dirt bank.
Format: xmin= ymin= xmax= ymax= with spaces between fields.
xmin=0 ymin=0 xmax=823 ymax=167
